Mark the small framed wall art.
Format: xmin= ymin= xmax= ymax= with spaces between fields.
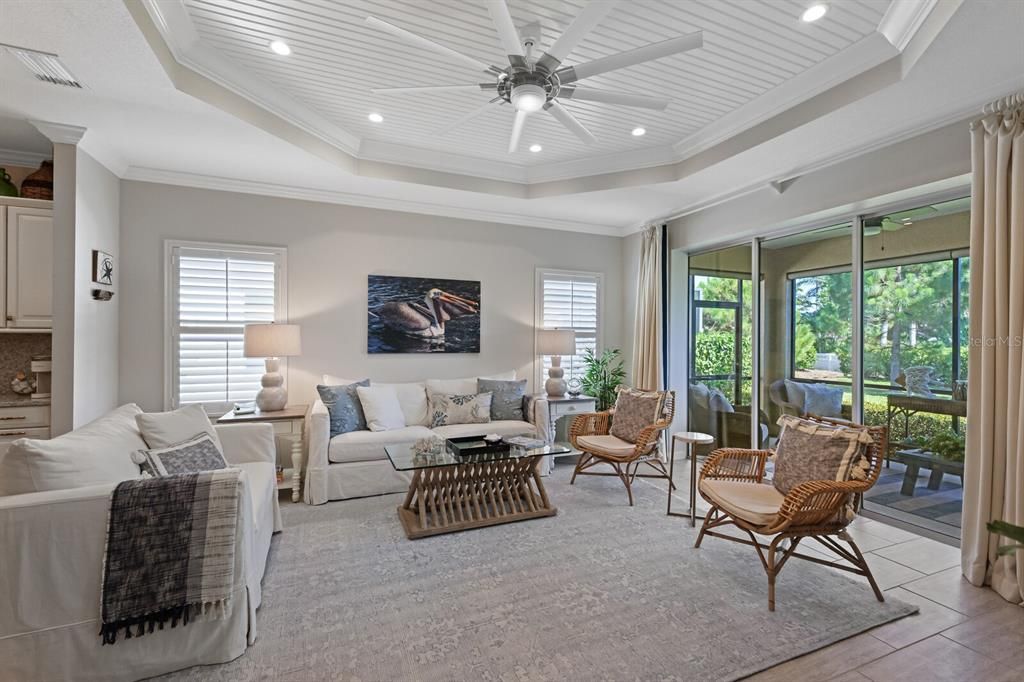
xmin=92 ymin=250 xmax=114 ymax=286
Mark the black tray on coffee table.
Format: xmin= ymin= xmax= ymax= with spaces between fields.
xmin=446 ymin=435 xmax=508 ymax=457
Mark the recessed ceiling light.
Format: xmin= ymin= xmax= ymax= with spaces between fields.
xmin=631 ymin=127 xmax=646 ymax=137
xmin=368 ymin=113 xmax=384 ymax=123
xmin=529 ymin=144 xmax=542 ymax=153
xmin=269 ymin=40 xmax=291 ymax=56
xmin=801 ymin=4 xmax=828 ymax=22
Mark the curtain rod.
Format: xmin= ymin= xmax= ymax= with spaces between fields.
xmin=981 ymin=90 xmax=1024 ymax=115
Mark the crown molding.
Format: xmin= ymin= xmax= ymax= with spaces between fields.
xmin=121 ymin=166 xmax=624 ymax=236
xmin=0 ymin=147 xmax=50 ymax=167
xmin=879 ymin=0 xmax=940 ymax=52
xmin=29 ymin=120 xmax=86 ymax=145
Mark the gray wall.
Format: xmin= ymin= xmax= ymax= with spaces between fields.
xmin=117 ymin=181 xmax=624 ymax=411
xmin=73 ymin=151 xmax=120 ymax=426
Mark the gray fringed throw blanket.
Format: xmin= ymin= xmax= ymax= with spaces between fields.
xmin=100 ymin=469 xmax=242 ymax=644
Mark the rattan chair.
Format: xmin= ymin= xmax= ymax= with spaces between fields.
xmin=568 ymin=389 xmax=676 ymax=506
xmin=694 ymin=415 xmax=887 ymax=611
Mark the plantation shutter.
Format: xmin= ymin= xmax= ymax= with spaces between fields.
xmin=540 ymin=271 xmax=601 ymax=384
xmin=170 ymin=245 xmax=284 ymax=410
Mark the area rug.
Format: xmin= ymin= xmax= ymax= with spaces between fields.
xmin=158 ymin=469 xmax=917 ymax=681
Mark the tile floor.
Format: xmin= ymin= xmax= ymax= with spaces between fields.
xmin=638 ymin=458 xmax=1024 ymax=682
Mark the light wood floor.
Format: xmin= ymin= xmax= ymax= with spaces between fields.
xmin=639 ymin=460 xmax=1024 ymax=682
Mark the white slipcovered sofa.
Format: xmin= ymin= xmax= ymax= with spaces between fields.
xmin=305 ymin=373 xmax=551 ymax=505
xmin=0 ymin=404 xmax=282 ymax=682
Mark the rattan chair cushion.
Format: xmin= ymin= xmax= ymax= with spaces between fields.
xmin=698 ymin=478 xmax=785 ymax=526
xmin=576 ymin=434 xmax=654 ymax=457
xmin=609 ymin=388 xmax=665 ymax=443
xmin=772 ymin=415 xmax=873 ymax=496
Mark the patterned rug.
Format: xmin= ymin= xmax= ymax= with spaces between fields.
xmin=157 ymin=468 xmax=917 ymax=681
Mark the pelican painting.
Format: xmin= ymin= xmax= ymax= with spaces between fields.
xmin=368 ymin=275 xmax=481 ymax=354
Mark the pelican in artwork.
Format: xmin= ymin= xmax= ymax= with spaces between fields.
xmin=371 ymin=288 xmax=479 ymax=338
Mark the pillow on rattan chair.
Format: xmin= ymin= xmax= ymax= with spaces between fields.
xmin=609 ymin=387 xmax=665 ymax=443
xmin=772 ymin=415 xmax=873 ymax=496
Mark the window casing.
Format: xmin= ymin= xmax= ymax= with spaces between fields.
xmin=166 ymin=241 xmax=287 ymax=412
xmin=536 ymin=269 xmax=602 ymax=387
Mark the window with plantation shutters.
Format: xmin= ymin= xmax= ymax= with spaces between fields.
xmin=167 ymin=243 xmax=286 ymax=411
xmin=537 ymin=270 xmax=602 ymax=386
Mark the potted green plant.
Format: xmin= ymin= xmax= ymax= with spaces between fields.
xmin=922 ymin=430 xmax=966 ymax=462
xmin=986 ymin=520 xmax=1024 ymax=556
xmin=580 ymin=348 xmax=626 ymax=411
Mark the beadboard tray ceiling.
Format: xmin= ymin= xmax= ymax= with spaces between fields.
xmin=2 ymin=1 xmax=1024 ymax=234
xmin=142 ymin=0 xmax=934 ymax=186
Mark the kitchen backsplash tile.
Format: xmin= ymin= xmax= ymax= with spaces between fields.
xmin=0 ymin=334 xmax=52 ymax=399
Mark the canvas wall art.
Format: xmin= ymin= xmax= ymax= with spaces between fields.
xmin=368 ymin=275 xmax=480 ymax=354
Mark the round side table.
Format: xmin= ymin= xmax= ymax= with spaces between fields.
xmin=667 ymin=431 xmax=715 ymax=527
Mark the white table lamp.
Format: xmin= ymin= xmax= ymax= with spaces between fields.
xmin=537 ymin=329 xmax=577 ymax=397
xmin=243 ymin=323 xmax=301 ymax=412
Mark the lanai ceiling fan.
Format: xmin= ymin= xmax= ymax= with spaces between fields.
xmin=365 ymin=0 xmax=703 ymax=153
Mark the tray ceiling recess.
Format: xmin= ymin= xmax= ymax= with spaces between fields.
xmin=138 ymin=0 xmax=942 ymax=192
xmin=366 ymin=1 xmax=703 ymax=154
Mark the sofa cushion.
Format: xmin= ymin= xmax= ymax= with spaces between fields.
xmin=801 ymin=383 xmax=844 ymax=418
xmin=428 ymin=393 xmax=492 ymax=427
xmin=477 ymin=378 xmax=527 ymax=421
xmin=328 ymin=425 xmax=434 ymax=464
xmin=135 ymin=404 xmax=224 ymax=453
xmin=357 ymin=386 xmax=406 ymax=431
xmin=431 ymin=420 xmax=536 ymax=440
xmin=699 ymin=479 xmax=785 ymax=526
xmin=323 ymin=376 xmax=429 ymax=426
xmin=0 ymin=404 xmax=146 ymax=496
xmin=426 ymin=371 xmax=517 ymax=397
xmin=784 ymin=379 xmax=808 ymax=413
xmin=317 ymin=380 xmax=369 ymax=436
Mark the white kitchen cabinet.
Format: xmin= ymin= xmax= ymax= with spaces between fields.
xmin=4 ymin=205 xmax=53 ymax=329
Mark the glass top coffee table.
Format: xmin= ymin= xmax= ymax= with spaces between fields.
xmin=385 ymin=438 xmax=571 ymax=540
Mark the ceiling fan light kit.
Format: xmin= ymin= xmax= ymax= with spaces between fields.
xmin=365 ymin=0 xmax=703 ymax=153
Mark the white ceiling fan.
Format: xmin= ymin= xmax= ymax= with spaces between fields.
xmin=365 ymin=0 xmax=703 ymax=153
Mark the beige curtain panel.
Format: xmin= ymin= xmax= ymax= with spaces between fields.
xmin=962 ymin=92 xmax=1024 ymax=604
xmin=631 ymin=224 xmax=663 ymax=391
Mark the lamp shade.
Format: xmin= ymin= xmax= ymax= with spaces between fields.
xmin=536 ymin=328 xmax=576 ymax=356
xmin=243 ymin=323 xmax=302 ymax=358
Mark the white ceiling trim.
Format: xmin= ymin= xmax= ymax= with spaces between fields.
xmin=142 ymin=0 xmax=361 ymax=156
xmin=29 ymin=120 xmax=86 ymax=145
xmin=0 ymin=147 xmax=49 ymax=167
xmin=121 ymin=165 xmax=624 ymax=236
xmin=139 ymin=0 xmax=941 ymax=187
xmin=628 ymin=70 xmax=1024 ymax=236
xmin=879 ymin=0 xmax=940 ymax=51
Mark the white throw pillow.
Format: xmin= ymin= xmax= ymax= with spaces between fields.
xmin=135 ymin=403 xmax=224 ymax=453
xmin=802 ymin=383 xmax=844 ymax=418
xmin=322 ymin=375 xmax=428 ymax=426
xmin=784 ymin=379 xmax=808 ymax=413
xmin=0 ymin=404 xmax=146 ymax=496
xmin=356 ymin=386 xmax=406 ymax=431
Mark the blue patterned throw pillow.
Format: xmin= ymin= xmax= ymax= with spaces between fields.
xmin=318 ymin=380 xmax=370 ymax=437
xmin=477 ymin=378 xmax=527 ymax=421
xmin=132 ymin=433 xmax=228 ymax=476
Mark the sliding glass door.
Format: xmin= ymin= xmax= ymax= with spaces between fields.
xmin=683 ymin=195 xmax=970 ymax=541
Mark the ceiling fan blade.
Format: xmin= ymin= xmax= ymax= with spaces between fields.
xmin=543 ymin=100 xmax=596 ymax=145
xmin=557 ymin=31 xmax=703 ymax=85
xmin=372 ymin=84 xmax=496 ymax=94
xmin=486 ymin=0 xmax=525 ymax=64
xmin=508 ymin=109 xmax=528 ymax=153
xmin=535 ymin=1 xmax=616 ymax=73
xmin=438 ymin=98 xmax=502 ymax=136
xmin=559 ymin=87 xmax=669 ymax=110
xmin=365 ymin=16 xmax=496 ymax=75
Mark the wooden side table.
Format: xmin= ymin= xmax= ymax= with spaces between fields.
xmin=667 ymin=431 xmax=715 ymax=527
xmin=217 ymin=404 xmax=307 ymax=502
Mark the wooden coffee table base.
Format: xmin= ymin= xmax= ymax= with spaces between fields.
xmin=397 ymin=455 xmax=557 ymax=540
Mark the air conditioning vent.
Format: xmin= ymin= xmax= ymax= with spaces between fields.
xmin=1 ymin=43 xmax=82 ymax=88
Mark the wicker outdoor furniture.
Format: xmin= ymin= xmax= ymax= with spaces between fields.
xmin=694 ymin=415 xmax=888 ymax=611
xmin=569 ymin=389 xmax=676 ymax=506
